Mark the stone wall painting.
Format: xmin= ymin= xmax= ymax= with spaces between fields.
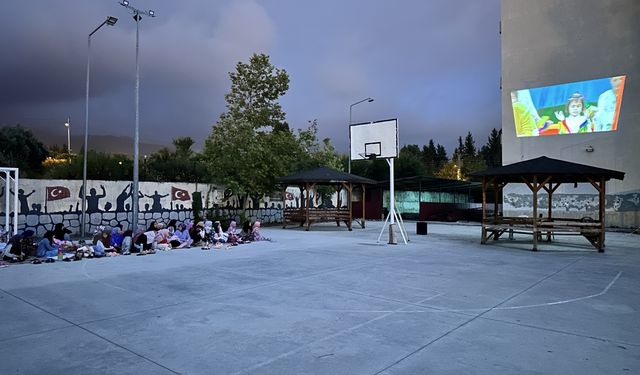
xmin=0 ymin=179 xmax=288 ymax=236
xmin=502 ymin=183 xmax=640 ymax=227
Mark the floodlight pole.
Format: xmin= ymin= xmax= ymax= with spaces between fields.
xmin=120 ymin=0 xmax=155 ymax=232
xmin=64 ymin=117 xmax=71 ymax=154
xmin=348 ymin=97 xmax=374 ymax=174
xmin=82 ymin=16 xmax=118 ymax=237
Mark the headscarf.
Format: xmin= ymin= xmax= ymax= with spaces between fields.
xmin=204 ymin=221 xmax=213 ymax=235
xmin=227 ymin=220 xmax=237 ymax=235
xmin=155 ymin=228 xmax=171 ymax=243
xmin=252 ymin=221 xmax=262 ymax=241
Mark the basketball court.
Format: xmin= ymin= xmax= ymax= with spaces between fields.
xmin=1 ymin=222 xmax=638 ymax=374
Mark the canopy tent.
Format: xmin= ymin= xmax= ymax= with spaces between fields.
xmin=276 ymin=167 xmax=376 ymax=231
xmin=469 ymin=156 xmax=625 ymax=251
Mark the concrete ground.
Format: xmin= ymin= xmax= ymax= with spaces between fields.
xmin=1 ymin=221 xmax=639 ymax=375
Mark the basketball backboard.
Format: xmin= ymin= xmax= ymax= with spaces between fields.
xmin=350 ymin=119 xmax=398 ymax=160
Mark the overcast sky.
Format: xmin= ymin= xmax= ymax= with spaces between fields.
xmin=0 ymin=0 xmax=501 ymax=154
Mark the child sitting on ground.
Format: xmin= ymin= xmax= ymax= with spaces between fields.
xmin=251 ymin=221 xmax=271 ymax=242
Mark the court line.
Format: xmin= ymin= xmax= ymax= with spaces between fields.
xmin=229 ymin=293 xmax=443 ymax=375
xmin=0 ymin=287 xmax=181 ymax=374
xmin=373 ymin=257 xmax=585 ymax=374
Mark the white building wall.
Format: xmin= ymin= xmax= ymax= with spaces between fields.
xmin=501 ymin=0 xmax=640 ymax=227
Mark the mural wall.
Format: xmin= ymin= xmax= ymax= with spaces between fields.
xmin=0 ymin=179 xmax=278 ymax=236
xmin=0 ymin=179 xmax=349 ymax=236
xmin=503 ymin=183 xmax=640 ymax=228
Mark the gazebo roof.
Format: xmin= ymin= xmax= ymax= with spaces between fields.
xmin=469 ymin=156 xmax=625 ymax=183
xmin=277 ymin=166 xmax=377 ymax=185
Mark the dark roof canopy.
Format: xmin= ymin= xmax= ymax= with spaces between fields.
xmin=277 ymin=166 xmax=376 ymax=185
xmin=469 ymin=156 xmax=625 ymax=183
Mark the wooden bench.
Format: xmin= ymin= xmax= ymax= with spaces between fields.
xmin=482 ymin=217 xmax=604 ymax=252
xmin=283 ymin=208 xmax=352 ymax=231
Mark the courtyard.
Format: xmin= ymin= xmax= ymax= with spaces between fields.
xmin=1 ymin=222 xmax=638 ymax=374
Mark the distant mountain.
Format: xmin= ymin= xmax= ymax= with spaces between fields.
xmin=25 ymin=126 xmax=167 ymax=156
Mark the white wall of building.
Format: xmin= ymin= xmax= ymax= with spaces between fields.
xmin=501 ymin=0 xmax=640 ymax=227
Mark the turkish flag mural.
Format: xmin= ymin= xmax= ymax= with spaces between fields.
xmin=46 ymin=186 xmax=71 ymax=201
xmin=171 ymin=187 xmax=191 ymax=201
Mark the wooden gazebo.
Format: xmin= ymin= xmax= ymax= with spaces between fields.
xmin=469 ymin=156 xmax=625 ymax=252
xmin=276 ymin=167 xmax=376 ymax=231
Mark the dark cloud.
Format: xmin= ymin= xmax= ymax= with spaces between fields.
xmin=0 ymin=0 xmax=500 ymax=154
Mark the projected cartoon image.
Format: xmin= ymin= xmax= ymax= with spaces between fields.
xmin=511 ymin=75 xmax=626 ymax=137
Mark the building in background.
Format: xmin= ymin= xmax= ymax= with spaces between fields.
xmin=501 ymin=0 xmax=640 ymax=228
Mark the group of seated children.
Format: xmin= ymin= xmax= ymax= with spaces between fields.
xmin=2 ymin=218 xmax=270 ymax=264
xmin=186 ymin=219 xmax=268 ymax=249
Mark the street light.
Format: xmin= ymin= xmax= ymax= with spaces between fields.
xmin=348 ymin=97 xmax=374 ymax=173
xmin=64 ymin=117 xmax=71 ymax=154
xmin=120 ymin=0 xmax=156 ymax=233
xmin=82 ymin=15 xmax=118 ymax=237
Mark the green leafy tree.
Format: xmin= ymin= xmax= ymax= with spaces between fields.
xmin=444 ymin=131 xmax=486 ymax=179
xmin=203 ymin=54 xmax=293 ymax=207
xmin=294 ymin=120 xmax=342 ymax=171
xmin=145 ymin=137 xmax=203 ymax=182
xmin=421 ymin=140 xmax=449 ymax=176
xmin=436 ymin=160 xmax=460 ymax=180
xmin=224 ymin=53 xmax=289 ymax=131
xmin=45 ymin=151 xmax=132 ymax=180
xmin=204 ymin=55 xmax=340 ymax=208
xmin=0 ymin=125 xmax=48 ymax=176
xmin=396 ymin=144 xmax=425 ymax=178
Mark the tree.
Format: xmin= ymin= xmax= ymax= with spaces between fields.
xmin=0 ymin=125 xmax=48 ymax=176
xmin=294 ymin=120 xmax=342 ymax=171
xmin=453 ymin=136 xmax=465 ymax=161
xmin=223 ymin=53 xmax=289 ymax=131
xmin=145 ymin=137 xmax=203 ymax=182
xmin=434 ymin=144 xmax=448 ymax=171
xmin=480 ymin=128 xmax=502 ymax=168
xmin=396 ymin=144 xmax=425 ymax=178
xmin=203 ymin=55 xmax=339 ymax=208
xmin=422 ymin=140 xmax=438 ymax=175
xmin=463 ymin=131 xmax=477 ymax=157
xmin=45 ymin=151 xmax=132 ymax=180
xmin=172 ymin=137 xmax=195 ymax=158
xmin=435 ymin=160 xmax=460 ymax=180
xmin=445 ymin=131 xmax=486 ymax=180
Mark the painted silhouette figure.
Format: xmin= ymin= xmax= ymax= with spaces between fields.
xmin=79 ymin=185 xmax=106 ymax=213
xmin=144 ymin=190 xmax=169 ymax=212
xmin=10 ymin=188 xmax=36 ymax=214
xmin=115 ymin=184 xmax=133 ymax=212
xmin=114 ymin=184 xmax=142 ymax=212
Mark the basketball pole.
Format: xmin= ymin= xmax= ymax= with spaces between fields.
xmin=376 ymin=158 xmax=408 ymax=244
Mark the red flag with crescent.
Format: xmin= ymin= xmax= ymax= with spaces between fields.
xmin=46 ymin=186 xmax=71 ymax=201
xmin=171 ymin=187 xmax=191 ymax=201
